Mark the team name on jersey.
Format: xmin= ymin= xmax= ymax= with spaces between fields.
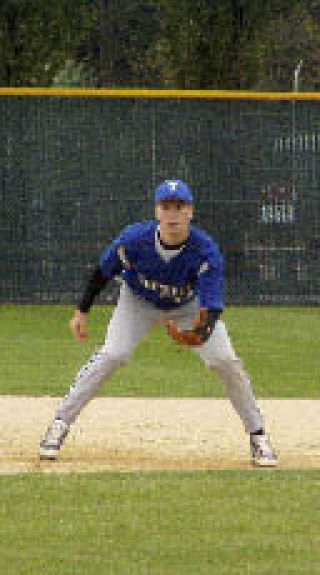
xmin=117 ymin=244 xmax=195 ymax=304
xmin=137 ymin=273 xmax=195 ymax=304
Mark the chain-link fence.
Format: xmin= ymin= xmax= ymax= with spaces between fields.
xmin=1 ymin=89 xmax=319 ymax=305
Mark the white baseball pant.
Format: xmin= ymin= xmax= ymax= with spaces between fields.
xmin=56 ymin=283 xmax=265 ymax=434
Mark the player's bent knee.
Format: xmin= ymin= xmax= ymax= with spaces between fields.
xmin=208 ymin=357 xmax=244 ymax=375
xmin=202 ymin=351 xmax=240 ymax=370
xmin=104 ymin=349 xmax=132 ymax=367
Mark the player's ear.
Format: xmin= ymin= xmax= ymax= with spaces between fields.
xmin=188 ymin=204 xmax=194 ymax=220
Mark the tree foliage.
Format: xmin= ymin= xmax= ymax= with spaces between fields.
xmin=0 ymin=0 xmax=94 ymax=86
xmin=87 ymin=0 xmax=162 ymax=87
xmin=0 ymin=0 xmax=319 ymax=89
xmin=255 ymin=2 xmax=320 ymax=90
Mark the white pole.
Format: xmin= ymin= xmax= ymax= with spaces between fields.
xmin=292 ymin=60 xmax=303 ymax=201
xmin=293 ymin=59 xmax=303 ymax=92
xmin=292 ymin=60 xmax=303 ymax=279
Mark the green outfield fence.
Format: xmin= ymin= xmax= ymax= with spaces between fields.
xmin=0 ymin=88 xmax=319 ymax=305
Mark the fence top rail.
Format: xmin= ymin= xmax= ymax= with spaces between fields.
xmin=1 ymin=87 xmax=320 ymax=101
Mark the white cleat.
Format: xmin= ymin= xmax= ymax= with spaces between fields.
xmin=40 ymin=418 xmax=69 ymax=461
xmin=250 ymin=433 xmax=279 ymax=467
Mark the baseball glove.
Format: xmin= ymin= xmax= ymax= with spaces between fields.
xmin=167 ymin=308 xmax=219 ymax=346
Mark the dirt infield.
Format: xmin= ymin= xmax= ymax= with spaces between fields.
xmin=0 ymin=397 xmax=319 ymax=473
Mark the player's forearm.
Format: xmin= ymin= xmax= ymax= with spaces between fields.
xmin=77 ymin=266 xmax=109 ymax=313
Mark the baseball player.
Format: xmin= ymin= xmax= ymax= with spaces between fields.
xmin=40 ymin=180 xmax=278 ymax=466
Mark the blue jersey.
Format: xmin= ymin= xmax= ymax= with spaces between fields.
xmin=99 ymin=220 xmax=224 ymax=311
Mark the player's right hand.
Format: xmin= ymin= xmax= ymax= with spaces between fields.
xmin=70 ymin=310 xmax=88 ymax=341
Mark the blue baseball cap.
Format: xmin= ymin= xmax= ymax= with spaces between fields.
xmin=155 ymin=180 xmax=194 ymax=204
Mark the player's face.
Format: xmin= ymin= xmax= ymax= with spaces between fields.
xmin=155 ymin=199 xmax=193 ymax=245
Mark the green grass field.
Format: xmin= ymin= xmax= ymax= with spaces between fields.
xmin=1 ymin=304 xmax=319 ymax=397
xmin=1 ymin=305 xmax=319 ymax=574
xmin=1 ymin=471 xmax=320 ymax=574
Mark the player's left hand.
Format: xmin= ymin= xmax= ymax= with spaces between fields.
xmin=167 ymin=308 xmax=213 ymax=346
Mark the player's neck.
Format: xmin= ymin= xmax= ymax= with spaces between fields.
xmin=158 ymin=226 xmax=190 ymax=248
